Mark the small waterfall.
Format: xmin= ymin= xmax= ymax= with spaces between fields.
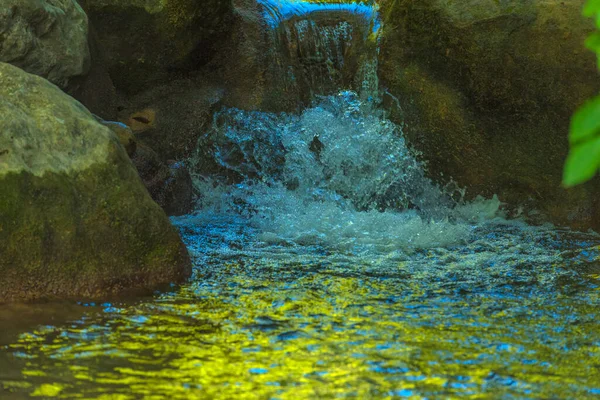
xmin=258 ymin=0 xmax=381 ymax=105
xmin=189 ymin=91 xmax=501 ymax=251
xmin=188 ymin=1 xmax=502 ymax=252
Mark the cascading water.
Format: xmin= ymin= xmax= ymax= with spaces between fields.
xmin=183 ymin=87 xmax=594 ymax=291
xmin=190 ymin=91 xmax=497 ymax=252
xmin=259 ymin=0 xmax=380 ymax=105
xmin=2 ymin=1 xmax=600 ymax=399
xmin=190 ymin=1 xmax=484 ymax=252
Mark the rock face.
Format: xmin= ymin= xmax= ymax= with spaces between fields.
xmin=119 ymin=77 xmax=224 ymax=160
xmin=0 ymin=62 xmax=191 ymax=302
xmin=379 ymin=0 xmax=600 ymax=229
xmin=103 ymin=119 xmax=195 ymax=216
xmin=67 ymin=24 xmax=121 ymax=120
xmin=131 ymin=142 xmax=194 ymax=216
xmin=0 ymin=0 xmax=90 ymax=88
xmin=77 ymin=0 xmax=233 ymax=94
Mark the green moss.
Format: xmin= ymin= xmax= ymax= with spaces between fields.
xmin=0 ymin=150 xmax=190 ymax=302
xmin=163 ymin=0 xmax=194 ymax=29
xmin=379 ymin=0 xmax=600 ymax=229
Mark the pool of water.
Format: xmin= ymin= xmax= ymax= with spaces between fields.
xmin=2 ymin=213 xmax=600 ymax=399
xmin=3 ymin=93 xmax=600 ymax=398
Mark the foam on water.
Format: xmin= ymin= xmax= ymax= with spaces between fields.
xmin=191 ymin=92 xmax=552 ymax=260
xmin=182 ymin=90 xmax=600 ymax=297
xmin=189 ymin=92 xmax=516 ymax=255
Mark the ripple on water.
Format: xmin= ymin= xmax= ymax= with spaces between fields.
xmin=2 ymin=93 xmax=600 ymax=398
xmin=1 ymin=214 xmax=600 ymax=399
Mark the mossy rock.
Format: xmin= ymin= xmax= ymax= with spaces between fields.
xmin=77 ymin=0 xmax=233 ymax=94
xmin=0 ymin=62 xmax=191 ymax=302
xmin=379 ymin=0 xmax=600 ymax=229
xmin=0 ymin=0 xmax=90 ymax=88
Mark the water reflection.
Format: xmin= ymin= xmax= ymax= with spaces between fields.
xmin=2 ymin=215 xmax=600 ymax=398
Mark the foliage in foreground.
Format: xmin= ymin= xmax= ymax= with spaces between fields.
xmin=563 ymin=0 xmax=600 ymax=186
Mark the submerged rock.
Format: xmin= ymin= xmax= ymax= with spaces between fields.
xmin=77 ymin=0 xmax=233 ymax=94
xmin=379 ymin=0 xmax=600 ymax=229
xmin=0 ymin=63 xmax=191 ymax=302
xmin=0 ymin=0 xmax=90 ymax=88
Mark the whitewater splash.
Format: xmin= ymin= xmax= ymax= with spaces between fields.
xmin=188 ymin=92 xmax=504 ymax=252
xmin=180 ymin=90 xmax=597 ymax=295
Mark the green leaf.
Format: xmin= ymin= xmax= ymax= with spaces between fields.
xmin=564 ymin=1 xmax=600 ymax=187
xmin=584 ymin=0 xmax=600 ymax=17
xmin=569 ymin=95 xmax=600 ymax=146
xmin=585 ymin=33 xmax=600 ymax=68
xmin=586 ymin=32 xmax=600 ymax=53
xmin=563 ymin=136 xmax=600 ymax=186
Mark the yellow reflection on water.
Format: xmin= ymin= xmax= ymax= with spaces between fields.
xmin=2 ymin=260 xmax=600 ymax=399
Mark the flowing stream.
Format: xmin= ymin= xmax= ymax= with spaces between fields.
xmin=2 ymin=1 xmax=600 ymax=399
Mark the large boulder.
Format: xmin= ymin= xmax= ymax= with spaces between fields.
xmin=77 ymin=0 xmax=233 ymax=94
xmin=0 ymin=62 xmax=191 ymax=302
xmin=379 ymin=0 xmax=600 ymax=229
xmin=0 ymin=0 xmax=90 ymax=88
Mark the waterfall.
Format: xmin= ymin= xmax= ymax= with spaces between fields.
xmin=187 ymin=1 xmax=503 ymax=253
xmin=258 ymin=0 xmax=381 ymax=105
xmin=189 ymin=91 xmax=502 ymax=252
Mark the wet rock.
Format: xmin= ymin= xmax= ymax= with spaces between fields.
xmin=0 ymin=0 xmax=90 ymax=88
xmin=99 ymin=120 xmax=137 ymax=157
xmin=77 ymin=0 xmax=234 ymax=94
xmin=66 ymin=24 xmax=121 ymax=120
xmin=379 ymin=0 xmax=600 ymax=229
xmin=164 ymin=160 xmax=195 ymax=216
xmin=0 ymin=62 xmax=191 ymax=302
xmin=100 ymin=119 xmax=194 ymax=215
xmin=189 ymin=0 xmax=272 ymax=111
xmin=131 ymin=141 xmax=194 ymax=216
xmin=118 ymin=77 xmax=224 ymax=161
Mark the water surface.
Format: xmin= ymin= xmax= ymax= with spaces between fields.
xmin=2 ymin=93 xmax=600 ymax=399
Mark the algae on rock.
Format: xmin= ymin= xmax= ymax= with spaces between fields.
xmin=379 ymin=0 xmax=600 ymax=229
xmin=0 ymin=62 xmax=191 ymax=302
